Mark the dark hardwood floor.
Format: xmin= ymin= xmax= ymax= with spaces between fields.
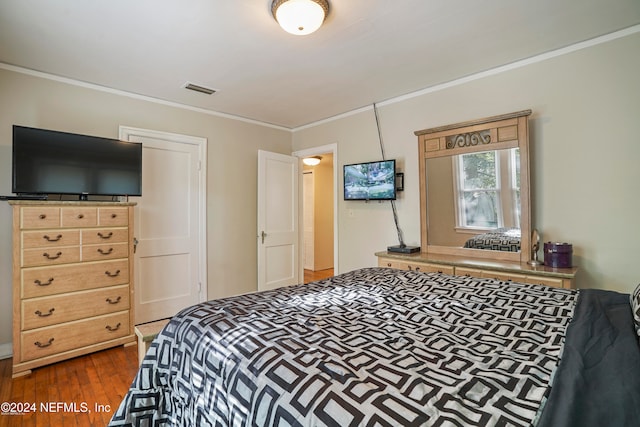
xmin=0 ymin=344 xmax=139 ymax=427
xmin=304 ymin=268 xmax=334 ymax=283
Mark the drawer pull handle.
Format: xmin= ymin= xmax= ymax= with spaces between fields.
xmin=97 ymin=232 xmax=113 ymax=239
xmin=111 ymin=213 xmax=117 ymax=219
xmin=106 ymin=296 xmax=122 ymax=304
xmin=437 ymin=270 xmax=443 ymax=274
xmin=35 ymin=308 xmax=55 ymax=317
xmin=106 ymin=323 xmax=121 ymax=332
xmin=43 ymin=234 xmax=63 ymax=242
xmin=34 ymin=338 xmax=54 ymax=348
xmin=43 ymin=252 xmax=62 ymax=260
xmin=105 ymin=269 xmax=121 ymax=278
xmin=77 ymin=214 xmax=85 ymax=219
xmin=415 ymin=267 xmax=421 ymax=271
xmin=39 ymin=214 xmax=47 ymax=219
xmin=387 ymin=263 xmax=392 ymax=267
xmin=34 ymin=278 xmax=54 ymax=286
xmin=98 ymin=248 xmax=114 ymax=255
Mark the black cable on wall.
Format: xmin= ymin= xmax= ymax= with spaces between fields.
xmin=373 ymin=103 xmax=406 ymax=248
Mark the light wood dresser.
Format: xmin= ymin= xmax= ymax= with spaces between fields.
xmin=10 ymin=201 xmax=136 ymax=377
xmin=376 ymin=251 xmax=578 ymax=289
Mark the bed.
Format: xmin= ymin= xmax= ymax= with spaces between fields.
xmin=463 ymin=228 xmax=521 ymax=252
xmin=109 ymin=268 xmax=640 ymax=427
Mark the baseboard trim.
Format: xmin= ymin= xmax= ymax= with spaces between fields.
xmin=0 ymin=342 xmax=13 ymax=360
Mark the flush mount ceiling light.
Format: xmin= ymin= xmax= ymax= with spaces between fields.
xmin=271 ymin=0 xmax=329 ymax=36
xmin=303 ymin=156 xmax=322 ymax=166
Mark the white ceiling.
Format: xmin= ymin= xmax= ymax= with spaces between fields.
xmin=1 ymin=0 xmax=639 ymax=129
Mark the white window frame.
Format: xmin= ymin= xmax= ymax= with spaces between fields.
xmin=453 ymin=148 xmax=520 ymax=232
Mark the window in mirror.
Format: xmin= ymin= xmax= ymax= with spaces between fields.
xmin=512 ymin=147 xmax=521 ymax=225
xmin=453 ymin=148 xmax=520 ymax=231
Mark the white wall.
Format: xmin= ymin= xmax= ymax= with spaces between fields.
xmin=0 ymin=68 xmax=292 ymax=355
xmin=293 ymin=30 xmax=640 ymax=294
xmin=2 ymin=29 xmax=638 ymax=357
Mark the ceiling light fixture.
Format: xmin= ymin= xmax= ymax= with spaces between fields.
xmin=303 ymin=156 xmax=322 ymax=166
xmin=271 ymin=0 xmax=329 ymax=36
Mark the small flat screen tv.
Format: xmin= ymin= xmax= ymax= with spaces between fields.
xmin=344 ymin=159 xmax=396 ymax=200
xmin=12 ymin=125 xmax=142 ymax=198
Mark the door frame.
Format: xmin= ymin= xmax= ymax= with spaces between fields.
xmin=292 ymin=143 xmax=339 ymax=279
xmin=118 ymin=126 xmax=208 ymax=303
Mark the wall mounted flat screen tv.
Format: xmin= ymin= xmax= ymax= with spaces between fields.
xmin=12 ymin=125 xmax=142 ymax=198
xmin=344 ymin=159 xmax=396 ymax=200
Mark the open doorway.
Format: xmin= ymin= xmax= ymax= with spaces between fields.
xmin=303 ymin=154 xmax=334 ymax=282
xmin=293 ymin=144 xmax=338 ymax=283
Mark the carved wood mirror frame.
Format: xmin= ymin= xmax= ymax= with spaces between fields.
xmin=416 ymin=110 xmax=532 ymax=263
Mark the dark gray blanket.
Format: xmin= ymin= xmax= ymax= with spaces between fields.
xmin=537 ymin=289 xmax=640 ymax=427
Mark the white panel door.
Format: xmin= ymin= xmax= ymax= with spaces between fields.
xmin=257 ymin=150 xmax=299 ymax=291
xmin=120 ymin=127 xmax=206 ymax=324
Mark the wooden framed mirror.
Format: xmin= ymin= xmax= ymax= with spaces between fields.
xmin=416 ymin=110 xmax=532 ymax=263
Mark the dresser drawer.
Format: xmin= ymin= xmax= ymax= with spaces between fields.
xmin=82 ymin=242 xmax=129 ymax=262
xmin=379 ymin=258 xmax=405 ymax=269
xmin=61 ymin=207 xmax=97 ymax=228
xmin=81 ymin=228 xmax=128 ymax=245
xmin=480 ymin=271 xmax=527 ymax=282
xmin=453 ymin=267 xmax=484 ymax=278
xmin=22 ymin=260 xmax=129 ymax=298
xmin=414 ymin=263 xmax=454 ymax=275
xmin=378 ymin=258 xmax=411 ymax=270
xmin=98 ymin=207 xmax=129 ymax=226
xmin=21 ymin=207 xmax=60 ymax=229
xmin=22 ymin=246 xmax=81 ymax=267
xmin=523 ymin=275 xmax=564 ymax=288
xmin=22 ymin=285 xmax=130 ymax=330
xmin=378 ymin=258 xmax=454 ymax=274
xmin=22 ymin=229 xmax=80 ymax=249
xmin=21 ymin=311 xmax=130 ymax=362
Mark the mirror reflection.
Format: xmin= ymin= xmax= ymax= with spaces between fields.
xmin=426 ymin=147 xmax=521 ymax=252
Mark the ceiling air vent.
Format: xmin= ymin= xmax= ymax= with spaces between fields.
xmin=184 ymin=82 xmax=216 ymax=95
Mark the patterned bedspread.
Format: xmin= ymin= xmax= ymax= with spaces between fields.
xmin=464 ymin=228 xmax=521 ymax=251
xmin=109 ymin=268 xmax=578 ymax=426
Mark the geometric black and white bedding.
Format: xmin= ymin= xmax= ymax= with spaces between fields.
xmin=463 ymin=227 xmax=521 ymax=252
xmin=108 ymin=268 xmax=639 ymax=427
xmin=632 ymin=283 xmax=640 ymax=337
